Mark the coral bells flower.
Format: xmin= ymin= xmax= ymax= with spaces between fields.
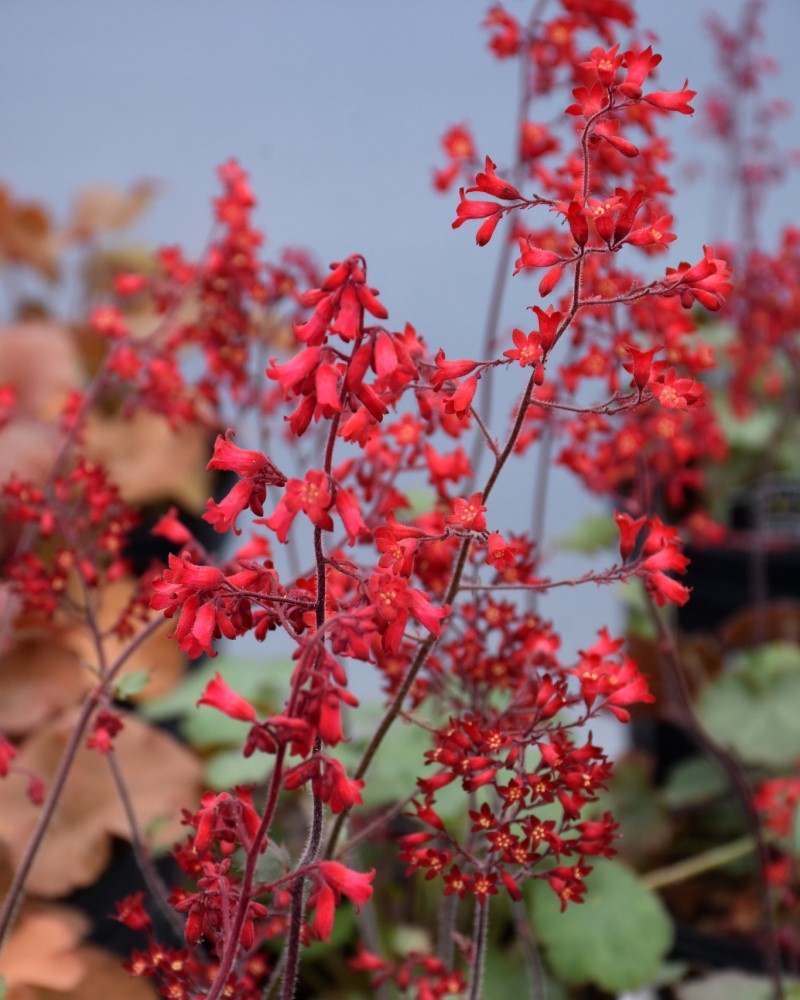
xmin=150 ymin=554 xmax=226 ymax=657
xmin=504 ymin=328 xmax=543 ymax=369
xmin=620 ymin=46 xmax=662 ymax=100
xmin=202 ymin=430 xmax=287 ymax=535
xmin=616 ymin=512 xmax=691 ymax=607
xmin=446 ymin=493 xmax=488 ymax=533
xmin=486 ymin=531 xmax=515 ymax=569
xmin=367 ymin=573 xmax=450 ymax=652
xmin=87 ymin=710 xmax=124 ymax=753
xmin=649 ymin=368 xmax=704 ymax=409
xmin=264 ymin=469 xmax=334 ymax=543
xmin=663 ymin=246 xmax=733 ymax=311
xmin=197 ymin=672 xmax=258 ymax=723
xmin=310 ymin=861 xmax=375 ymax=941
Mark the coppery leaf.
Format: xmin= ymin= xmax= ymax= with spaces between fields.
xmin=0 ymin=710 xmax=203 ymax=896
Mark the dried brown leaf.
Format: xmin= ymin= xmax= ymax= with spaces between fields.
xmin=0 ymin=907 xmax=87 ymax=992
xmin=0 ymin=638 xmax=89 ymax=738
xmin=68 ymin=182 xmax=157 ymax=240
xmin=62 ymin=576 xmax=185 ymax=702
xmin=84 ymin=409 xmax=212 ymax=514
xmin=0 ymin=710 xmax=203 ymax=896
xmin=0 ymin=188 xmax=61 ymax=281
xmin=0 ymin=322 xmax=81 ymax=420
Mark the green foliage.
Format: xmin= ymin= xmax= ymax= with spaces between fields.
xmin=662 ymin=754 xmax=729 ymax=809
xmin=205 ymin=747 xmax=271 ymax=789
xmin=114 ymin=670 xmax=150 ymax=700
xmin=528 ymin=858 xmax=673 ymax=991
xmin=558 ymin=513 xmax=617 ymax=553
xmin=142 ymin=655 xmax=293 ymax=723
xmin=617 ymin=578 xmax=657 ymax=639
xmin=697 ymin=642 xmax=800 ymax=767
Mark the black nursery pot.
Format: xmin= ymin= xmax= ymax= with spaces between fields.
xmin=632 ymin=480 xmax=800 ymax=975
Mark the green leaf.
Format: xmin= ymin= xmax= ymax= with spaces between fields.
xmin=402 ymin=487 xmax=436 ymax=520
xmin=114 ymin=670 xmax=150 ymax=700
xmin=254 ymin=839 xmax=292 ymax=884
xmin=205 ymin=748 xmax=272 ymax=789
xmin=182 ymin=706 xmax=251 ymax=749
xmin=0 ymin=975 xmax=6 ymax=1000
xmin=558 ymin=513 xmax=617 ymax=553
xmin=714 ymin=395 xmax=779 ymax=453
xmin=697 ymin=643 xmax=800 ymax=767
xmin=662 ymin=755 xmax=729 ymax=809
xmin=528 ymin=858 xmax=673 ymax=992
xmin=387 ymin=924 xmax=432 ymax=957
xmin=142 ymin=655 xmax=293 ymax=722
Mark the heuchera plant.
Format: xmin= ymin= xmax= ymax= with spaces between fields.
xmin=9 ymin=1 xmax=791 ymax=998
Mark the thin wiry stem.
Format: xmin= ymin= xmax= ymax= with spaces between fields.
xmin=106 ymin=750 xmax=186 ymax=941
xmin=466 ymin=901 xmax=489 ymax=1000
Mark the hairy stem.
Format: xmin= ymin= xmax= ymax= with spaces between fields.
xmin=466 ymin=901 xmax=490 ymax=1000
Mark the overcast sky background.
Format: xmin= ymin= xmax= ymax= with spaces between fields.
xmin=2 ymin=0 xmax=798 ymax=747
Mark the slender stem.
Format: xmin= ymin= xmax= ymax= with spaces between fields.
xmin=437 ymin=892 xmax=459 ymax=967
xmin=527 ymin=414 xmax=554 ymax=614
xmin=262 ymin=951 xmax=285 ymax=1000
xmin=458 ymin=563 xmax=630 ymax=593
xmin=466 ymin=901 xmax=489 ymax=1000
xmin=334 ymin=789 xmax=419 ymax=859
xmin=641 ymin=835 xmax=755 ymax=892
xmin=106 ymin=749 xmax=186 ymax=941
xmin=513 ymin=899 xmax=547 ymax=1000
xmin=468 ymin=238 xmax=515 ymax=483
xmin=279 ymin=784 xmax=324 ymax=1000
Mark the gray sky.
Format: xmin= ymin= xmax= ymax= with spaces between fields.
xmin=3 ymin=0 xmax=798 ymax=745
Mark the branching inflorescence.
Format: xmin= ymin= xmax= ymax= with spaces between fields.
xmin=0 ymin=3 xmax=741 ymax=998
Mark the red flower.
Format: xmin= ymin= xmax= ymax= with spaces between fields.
xmin=623 ymin=344 xmax=664 ymax=393
xmin=581 ymin=44 xmax=623 ymax=87
xmin=620 ymin=46 xmax=662 ymax=100
xmin=264 ymin=470 xmax=334 ymax=543
xmin=202 ymin=430 xmax=287 ymax=535
xmin=643 ymin=82 xmax=696 ymax=115
xmin=311 ymin=862 xmax=375 ymax=941
xmin=486 ymin=531 xmax=515 ymax=569
xmin=87 ymin=710 xmax=124 ymax=754
xmin=470 ymin=156 xmax=522 ymax=201
xmin=197 ymin=672 xmax=258 ymax=723
xmin=112 ymin=893 xmax=152 ymax=933
xmin=368 ymin=573 xmax=450 ymax=652
xmin=504 ymin=328 xmax=542 ymax=368
xmin=483 ymin=6 xmax=520 ymax=58
xmin=430 ymin=349 xmax=480 ymax=391
xmin=151 ymin=554 xmax=227 ymax=657
xmin=649 ymin=368 xmax=704 ymax=409
xmin=446 ymin=493 xmax=488 ymax=533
